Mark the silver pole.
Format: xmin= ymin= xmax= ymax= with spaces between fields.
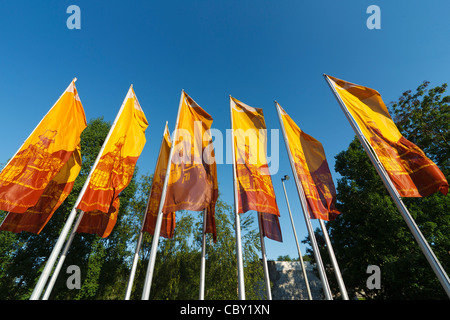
xmin=229 ymin=96 xmax=246 ymax=300
xmin=124 ymin=223 xmax=145 ymax=300
xmin=141 ymin=91 xmax=184 ymax=300
xmin=275 ymin=101 xmax=333 ymax=300
xmin=324 ymin=74 xmax=450 ymax=298
xmin=281 ymin=176 xmax=312 ymax=300
xmin=140 ymin=189 xmax=165 ymax=300
xmin=30 ymin=85 xmax=133 ymax=300
xmin=124 ymin=122 xmax=169 ymax=300
xmin=199 ymin=209 xmax=207 ymax=300
xmin=34 ymin=85 xmax=135 ymax=300
xmin=42 ymin=210 xmax=85 ymax=300
xmin=258 ymin=213 xmax=272 ymax=300
xmin=318 ymin=219 xmax=349 ymax=300
xmin=29 ymin=205 xmax=81 ymax=300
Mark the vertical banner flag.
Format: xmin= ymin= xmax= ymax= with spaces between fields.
xmin=326 ymin=75 xmax=448 ymax=197
xmin=0 ymin=79 xmax=87 ymax=233
xmin=277 ymin=102 xmax=340 ymax=221
xmin=162 ymin=91 xmax=218 ymax=241
xmin=230 ymin=96 xmax=282 ymax=242
xmin=142 ymin=123 xmax=176 ymax=239
xmin=76 ymin=86 xmax=148 ymax=238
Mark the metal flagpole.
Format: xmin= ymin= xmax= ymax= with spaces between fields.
xmin=324 ymin=74 xmax=450 ymax=298
xmin=42 ymin=209 xmax=85 ymax=300
xmin=275 ymin=101 xmax=333 ymax=300
xmin=124 ymin=219 xmax=145 ymax=300
xmin=125 ymin=222 xmax=143 ymax=300
xmin=30 ymin=84 xmax=133 ymax=300
xmin=124 ymin=122 xmax=169 ymax=300
xmin=318 ymin=219 xmax=349 ymax=300
xmin=199 ymin=209 xmax=207 ymax=300
xmin=229 ymin=96 xmax=246 ymax=300
xmin=30 ymin=208 xmax=80 ymax=300
xmin=258 ymin=213 xmax=272 ymax=300
xmin=141 ymin=91 xmax=184 ymax=300
xmin=281 ymin=175 xmax=312 ymax=300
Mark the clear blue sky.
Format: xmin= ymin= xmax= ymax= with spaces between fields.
xmin=0 ymin=1 xmax=449 ymax=261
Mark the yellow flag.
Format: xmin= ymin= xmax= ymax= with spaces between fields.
xmin=231 ymin=96 xmax=281 ymax=241
xmin=277 ymin=102 xmax=340 ymax=221
xmin=327 ymin=74 xmax=448 ymax=197
xmin=230 ymin=96 xmax=280 ymax=216
xmin=77 ymin=86 xmax=148 ymax=238
xmin=163 ymin=91 xmax=219 ymax=241
xmin=0 ymin=79 xmax=86 ymax=233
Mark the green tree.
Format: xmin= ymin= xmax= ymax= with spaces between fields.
xmin=323 ymin=81 xmax=449 ymax=299
xmin=277 ymin=255 xmax=294 ymax=261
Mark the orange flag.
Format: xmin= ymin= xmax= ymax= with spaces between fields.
xmin=142 ymin=123 xmax=176 ymax=239
xmin=327 ymin=75 xmax=448 ymax=197
xmin=162 ymin=91 xmax=218 ymax=241
xmin=277 ymin=102 xmax=340 ymax=221
xmin=230 ymin=96 xmax=282 ymax=242
xmin=258 ymin=212 xmax=283 ymax=242
xmin=76 ymin=86 xmax=148 ymax=238
xmin=0 ymin=79 xmax=87 ymax=233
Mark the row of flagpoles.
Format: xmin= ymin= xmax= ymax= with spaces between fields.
xmin=0 ymin=74 xmax=448 ymax=300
